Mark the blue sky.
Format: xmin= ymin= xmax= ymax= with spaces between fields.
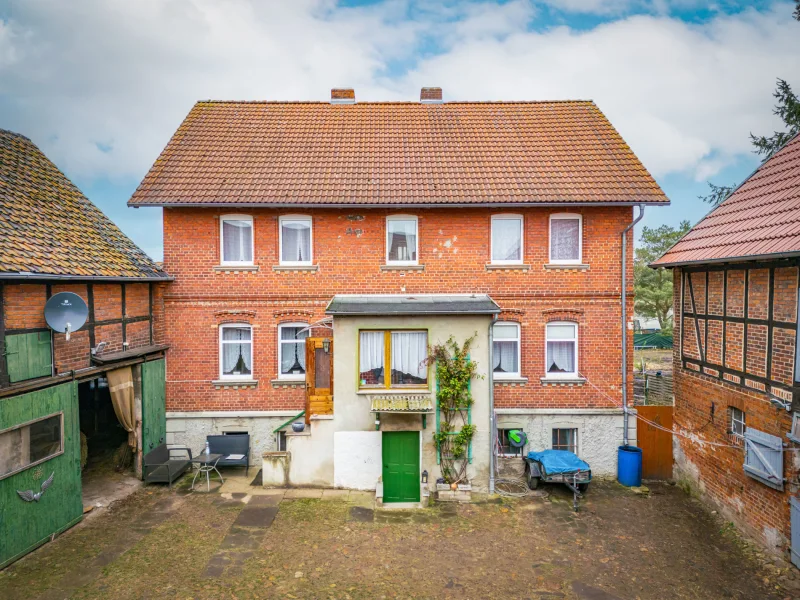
xmin=1 ymin=0 xmax=799 ymax=260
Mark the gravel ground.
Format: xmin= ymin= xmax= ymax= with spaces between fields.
xmin=2 ymin=479 xmax=796 ymax=599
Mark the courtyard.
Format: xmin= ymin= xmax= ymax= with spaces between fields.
xmin=2 ymin=476 xmax=797 ymax=600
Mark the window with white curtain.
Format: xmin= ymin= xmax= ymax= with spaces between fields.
xmin=220 ymin=324 xmax=253 ymax=379
xmin=493 ymin=322 xmax=520 ymax=379
xmin=358 ymin=330 xmax=428 ymax=388
xmin=220 ymin=215 xmax=254 ymax=265
xmin=278 ymin=323 xmax=309 ymax=379
xmin=545 ymin=322 xmax=578 ymax=377
xmin=549 ymin=214 xmax=582 ymax=264
xmin=491 ymin=215 xmax=523 ymax=264
xmin=280 ymin=216 xmax=312 ymax=265
xmin=386 ymin=216 xmax=418 ymax=264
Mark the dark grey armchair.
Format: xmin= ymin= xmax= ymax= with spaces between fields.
xmin=144 ymin=444 xmax=192 ymax=487
xmin=207 ymin=434 xmax=250 ymax=475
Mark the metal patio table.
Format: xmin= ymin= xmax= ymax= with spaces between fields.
xmin=190 ymin=452 xmax=224 ymax=491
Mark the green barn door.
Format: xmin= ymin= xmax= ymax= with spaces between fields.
xmin=141 ymin=359 xmax=166 ymax=455
xmin=382 ymin=431 xmax=420 ymax=503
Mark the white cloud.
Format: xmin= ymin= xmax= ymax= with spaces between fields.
xmin=0 ymin=0 xmax=798 ymax=185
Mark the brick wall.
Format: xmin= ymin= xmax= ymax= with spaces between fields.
xmin=672 ymin=266 xmax=800 ymax=555
xmin=1 ymin=281 xmax=165 ymax=377
xmin=163 ymin=205 xmax=636 ymax=412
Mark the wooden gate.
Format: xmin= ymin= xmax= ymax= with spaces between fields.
xmin=142 ymin=359 xmax=166 ymax=455
xmin=637 ymin=405 xmax=673 ymax=480
xmin=305 ymin=337 xmax=333 ymax=424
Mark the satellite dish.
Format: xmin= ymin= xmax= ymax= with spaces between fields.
xmin=45 ymin=292 xmax=88 ymax=341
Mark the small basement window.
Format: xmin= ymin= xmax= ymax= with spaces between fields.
xmin=552 ymin=428 xmax=578 ymax=454
xmin=729 ymin=407 xmax=746 ymax=439
xmin=497 ymin=429 xmax=524 ymax=456
xmin=0 ymin=413 xmax=63 ymax=480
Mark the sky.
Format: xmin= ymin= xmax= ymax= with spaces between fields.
xmin=1 ymin=0 xmax=799 ymax=261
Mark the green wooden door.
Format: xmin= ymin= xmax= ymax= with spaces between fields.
xmin=142 ymin=359 xmax=166 ymax=455
xmin=5 ymin=331 xmax=52 ymax=383
xmin=0 ymin=382 xmax=82 ymax=569
xmin=382 ymin=431 xmax=420 ymax=503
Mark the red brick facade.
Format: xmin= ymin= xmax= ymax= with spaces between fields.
xmin=671 ymin=265 xmax=799 ymax=555
xmin=162 ymin=205 xmax=635 ymax=413
xmin=1 ymin=281 xmax=166 ymax=376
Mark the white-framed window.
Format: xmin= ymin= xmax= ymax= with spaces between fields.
xmin=279 ymin=215 xmax=313 ymax=266
xmin=220 ymin=214 xmax=254 ymax=265
xmin=552 ymin=428 xmax=578 ymax=453
xmin=359 ymin=329 xmax=428 ymax=388
xmin=278 ymin=323 xmax=310 ymax=380
xmin=497 ymin=428 xmax=524 ymax=457
xmin=493 ymin=322 xmax=521 ymax=379
xmin=386 ymin=215 xmax=418 ymax=265
xmin=491 ymin=215 xmax=523 ymax=264
xmin=219 ymin=323 xmax=253 ymax=380
xmin=0 ymin=412 xmax=64 ymax=480
xmin=545 ymin=322 xmax=578 ymax=378
xmin=730 ymin=407 xmax=746 ymax=438
xmin=549 ymin=213 xmax=582 ymax=264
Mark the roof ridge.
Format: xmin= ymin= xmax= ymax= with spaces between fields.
xmin=0 ymin=127 xmax=32 ymax=142
xmin=194 ymin=99 xmax=596 ymax=105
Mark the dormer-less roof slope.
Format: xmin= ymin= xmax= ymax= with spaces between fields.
xmin=0 ymin=129 xmax=169 ymax=280
xmin=128 ymin=100 xmax=668 ymax=207
xmin=653 ymin=132 xmax=800 ymax=268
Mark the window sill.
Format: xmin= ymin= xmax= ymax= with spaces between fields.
xmin=213 ymin=265 xmax=259 ymax=272
xmin=494 ymin=377 xmax=528 ymax=386
xmin=272 ymin=264 xmax=319 ymax=272
xmin=270 ymin=378 xmax=306 ymax=388
xmin=485 ymin=263 xmax=531 ymax=271
xmin=380 ymin=264 xmax=425 ymax=271
xmin=540 ymin=377 xmax=586 ymax=386
xmin=212 ymin=379 xmax=258 ymax=389
xmin=544 ymin=263 xmax=589 ymax=271
xmin=357 ymin=388 xmax=431 ymax=395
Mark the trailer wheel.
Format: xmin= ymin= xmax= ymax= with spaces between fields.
xmin=524 ymin=464 xmax=540 ymax=490
xmin=578 ymin=482 xmax=590 ymax=493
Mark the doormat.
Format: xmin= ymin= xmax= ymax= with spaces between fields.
xmin=250 ymin=469 xmax=263 ymax=487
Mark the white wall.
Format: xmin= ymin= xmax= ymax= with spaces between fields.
xmin=333 ymin=431 xmax=382 ymax=489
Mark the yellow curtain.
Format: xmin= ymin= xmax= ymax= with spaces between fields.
xmin=107 ymin=367 xmax=136 ymax=449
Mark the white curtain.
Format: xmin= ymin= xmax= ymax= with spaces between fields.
xmin=223 ymin=220 xmax=253 ymax=262
xmin=493 ymin=341 xmax=519 ymax=373
xmin=492 ymin=219 xmax=521 ymax=261
xmin=282 ymin=221 xmax=311 ymax=262
xmin=547 ymin=341 xmax=575 ymax=374
xmin=551 ymin=218 xmax=580 ymax=261
xmin=280 ymin=326 xmax=308 ymax=375
xmin=359 ymin=331 xmax=384 ymax=373
xmin=222 ymin=327 xmax=252 ymax=376
xmin=391 ymin=332 xmax=427 ymax=382
xmin=388 ymin=220 xmax=417 ymax=261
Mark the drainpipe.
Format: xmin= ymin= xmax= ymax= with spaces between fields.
xmin=621 ymin=204 xmax=645 ymax=446
xmin=488 ymin=313 xmax=498 ymax=495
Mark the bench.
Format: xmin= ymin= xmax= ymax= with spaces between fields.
xmin=144 ymin=444 xmax=192 ymax=488
xmin=207 ymin=434 xmax=250 ymax=476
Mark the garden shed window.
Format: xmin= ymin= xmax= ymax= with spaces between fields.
xmin=279 ymin=323 xmax=309 ymax=379
xmin=0 ymin=413 xmax=63 ymax=480
xmin=280 ymin=216 xmax=313 ymax=265
xmin=552 ymin=428 xmax=577 ymax=453
xmin=359 ymin=330 xmax=428 ymax=388
xmin=730 ymin=407 xmax=746 ymax=438
xmin=491 ymin=215 xmax=523 ymax=264
xmin=220 ymin=215 xmax=254 ymax=265
xmin=493 ymin=322 xmax=520 ymax=379
xmin=546 ymin=322 xmax=578 ymax=377
xmin=549 ymin=213 xmax=582 ymax=264
xmin=386 ymin=216 xmax=418 ymax=264
xmin=220 ymin=324 xmax=253 ymax=380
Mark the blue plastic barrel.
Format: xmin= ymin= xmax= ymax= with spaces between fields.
xmin=617 ymin=445 xmax=642 ymax=487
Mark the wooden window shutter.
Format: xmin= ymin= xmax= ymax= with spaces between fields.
xmin=743 ymin=428 xmax=784 ymax=491
xmin=5 ymin=331 xmax=52 ymax=383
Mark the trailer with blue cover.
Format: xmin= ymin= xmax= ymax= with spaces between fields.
xmin=524 ymin=450 xmax=592 ymax=510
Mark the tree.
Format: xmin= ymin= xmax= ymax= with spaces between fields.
xmin=634 ymin=220 xmax=692 ymax=332
xmin=701 ymin=2 xmax=800 ymax=206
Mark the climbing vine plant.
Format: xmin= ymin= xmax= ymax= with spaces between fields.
xmin=424 ymin=334 xmax=482 ymax=484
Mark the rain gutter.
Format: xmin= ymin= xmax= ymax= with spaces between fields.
xmin=621 ymin=204 xmax=645 ymax=446
xmin=489 ymin=312 xmax=498 ymax=495
xmin=0 ymin=272 xmax=173 ymax=282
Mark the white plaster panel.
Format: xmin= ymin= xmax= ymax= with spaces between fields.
xmin=333 ymin=431 xmax=382 ymax=490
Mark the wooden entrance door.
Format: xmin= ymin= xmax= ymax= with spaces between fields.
xmin=305 ymin=337 xmax=333 ymax=424
xmin=382 ymin=431 xmax=420 ymax=503
xmin=637 ymin=405 xmax=673 ymax=479
xmin=142 ymin=359 xmax=166 ymax=454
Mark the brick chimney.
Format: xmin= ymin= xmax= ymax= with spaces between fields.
xmin=420 ymin=87 xmax=443 ymax=103
xmin=331 ymin=88 xmax=355 ymax=103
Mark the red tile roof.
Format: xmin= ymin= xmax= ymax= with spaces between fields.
xmin=0 ymin=129 xmax=169 ymax=280
xmin=129 ymin=100 xmax=668 ymax=207
xmin=653 ymin=132 xmax=800 ymax=267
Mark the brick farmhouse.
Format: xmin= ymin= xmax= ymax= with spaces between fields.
xmin=653 ymin=132 xmax=800 ymax=561
xmin=129 ymin=88 xmax=668 ymax=497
